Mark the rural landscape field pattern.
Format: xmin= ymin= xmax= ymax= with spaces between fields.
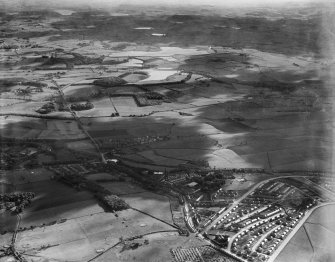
xmin=0 ymin=1 xmax=335 ymax=262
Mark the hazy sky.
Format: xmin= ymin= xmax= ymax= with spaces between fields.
xmin=1 ymin=0 xmax=330 ymax=9
xmin=93 ymin=0 xmax=323 ymax=5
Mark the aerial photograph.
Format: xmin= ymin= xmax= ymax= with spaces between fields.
xmin=0 ymin=0 xmax=334 ymax=261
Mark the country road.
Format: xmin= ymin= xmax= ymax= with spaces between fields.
xmin=51 ymin=79 xmax=106 ymax=163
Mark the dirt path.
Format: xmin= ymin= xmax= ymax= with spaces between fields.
xmin=8 ymin=214 xmax=27 ymax=262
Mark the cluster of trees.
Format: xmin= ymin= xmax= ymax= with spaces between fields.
xmin=42 ymin=52 xmax=105 ymax=68
xmin=95 ymin=193 xmax=129 ymax=212
xmin=214 ymin=235 xmax=229 ymax=248
xmin=189 ymin=174 xmax=225 ymax=192
xmin=145 ymin=92 xmax=164 ymax=100
xmin=103 ymin=162 xmax=159 ymax=191
xmin=0 ymin=43 xmax=19 ymax=49
xmin=45 ymin=72 xmax=66 ymax=79
xmin=57 ymin=173 xmax=106 ymax=192
xmin=120 ymin=239 xmax=149 ymax=253
xmin=56 ymin=171 xmax=129 ymax=212
xmin=21 ymin=81 xmax=47 ymax=88
xmin=136 ymin=94 xmax=163 ymax=107
xmin=214 ymin=168 xmax=264 ymax=174
xmin=15 ymin=88 xmax=32 ymax=96
xmin=93 ymin=76 xmax=127 ymax=87
xmin=3 ymin=112 xmax=70 ymax=120
xmin=1 ymin=141 xmax=45 ymax=170
xmin=111 ymin=112 xmax=120 ymax=117
xmin=36 ymin=102 xmax=55 ymax=114
xmin=179 ymin=112 xmax=193 ymax=116
xmin=70 ymin=102 xmax=93 ymax=111
xmin=0 ymin=153 xmax=16 ymax=170
xmin=127 ymin=114 xmax=150 ymax=117
xmin=24 ymin=158 xmax=39 ymax=169
xmin=0 ymin=192 xmax=35 ymax=213
xmin=71 ymin=53 xmax=105 ymax=65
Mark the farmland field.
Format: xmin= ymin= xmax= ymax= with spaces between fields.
xmin=110 ymin=96 xmax=138 ymax=115
xmin=0 ymin=2 xmax=333 ymax=262
xmin=15 ymin=208 xmax=175 ymax=262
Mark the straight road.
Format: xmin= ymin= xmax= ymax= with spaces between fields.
xmin=51 ymin=79 xmax=106 ymax=163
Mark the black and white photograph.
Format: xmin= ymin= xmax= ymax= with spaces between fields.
xmin=0 ymin=0 xmax=334 ymax=261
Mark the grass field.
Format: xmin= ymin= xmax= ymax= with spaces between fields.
xmin=2 ymin=168 xmax=178 ymax=262
xmin=17 ymin=180 xmax=101 ymax=227
xmin=110 ymin=96 xmax=138 ymax=115
xmin=0 ymin=116 xmax=87 ymax=140
xmin=66 ymin=139 xmax=97 ymax=154
xmin=15 ymin=207 xmax=175 ymax=262
xmin=275 ymin=204 xmax=335 ymax=262
xmin=76 ymin=97 xmax=118 ymax=117
xmin=98 ymin=181 xmax=147 ymax=195
xmin=63 ymin=84 xmax=101 ymax=98
xmin=94 ymin=232 xmax=205 ymax=262
xmin=38 ymin=120 xmax=86 ymax=140
xmin=0 ymin=116 xmax=43 ymax=139
xmin=1 ymin=168 xmax=53 ymax=185
xmin=122 ymin=191 xmax=174 ymax=224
